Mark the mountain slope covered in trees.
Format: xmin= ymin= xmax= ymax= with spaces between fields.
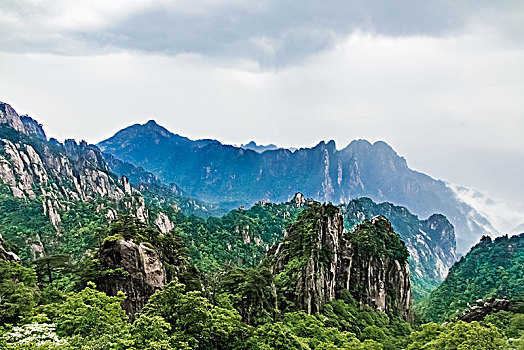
xmin=418 ymin=233 xmax=524 ymax=323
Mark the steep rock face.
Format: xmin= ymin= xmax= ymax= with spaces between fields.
xmin=0 ymin=102 xmax=153 ymax=239
xmin=0 ymin=136 xmax=129 ymax=228
xmin=154 ymin=212 xmax=174 ymax=234
xmin=0 ymin=233 xmax=20 ymax=261
xmin=98 ymin=238 xmax=165 ymax=319
xmin=342 ymin=198 xmax=457 ymax=298
xmin=419 ymin=214 xmax=456 ymax=279
xmin=20 ymin=115 xmax=46 ymax=140
xmin=99 ymin=121 xmax=498 ymax=253
xmin=347 ymin=218 xmax=412 ymax=321
xmin=0 ymin=102 xmax=26 ymax=134
xmin=267 ymin=203 xmax=413 ymax=322
xmin=1 ymin=102 xmax=46 ymax=139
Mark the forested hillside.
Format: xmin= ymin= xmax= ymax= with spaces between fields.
xmin=1 ymin=102 xmax=523 ymax=349
xmin=418 ymin=233 xmax=524 ymax=323
xmin=2 ymin=206 xmax=523 ymax=349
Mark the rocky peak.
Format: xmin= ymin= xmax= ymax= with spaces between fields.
xmin=240 ymin=141 xmax=278 ymax=153
xmin=267 ymin=202 xmax=413 ymax=322
xmin=121 ymin=176 xmax=132 ymax=195
xmin=291 ymin=192 xmax=307 ymax=207
xmin=135 ymin=120 xmax=173 ymax=138
xmin=0 ymin=102 xmax=48 ymax=141
xmin=0 ymin=102 xmax=26 ymax=133
xmin=20 ymin=115 xmax=46 ymax=140
xmin=423 ymin=214 xmax=456 ymax=250
xmin=97 ymin=238 xmax=165 ymax=320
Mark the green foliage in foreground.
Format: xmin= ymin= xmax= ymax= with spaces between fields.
xmin=2 ymin=258 xmax=523 ymax=350
xmin=0 ymin=259 xmax=39 ymax=325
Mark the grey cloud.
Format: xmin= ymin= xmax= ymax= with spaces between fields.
xmin=1 ymin=0 xmax=523 ymax=66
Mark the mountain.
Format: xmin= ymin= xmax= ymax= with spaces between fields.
xmin=264 ymin=202 xmax=413 ymax=322
xmin=1 ymin=102 xmax=45 ymax=138
xmin=0 ymin=102 xmax=455 ymax=298
xmin=99 ymin=120 xmax=498 ymax=253
xmin=150 ymin=193 xmax=454 ymax=299
xmin=0 ymin=102 xmax=225 ymax=261
xmin=240 ymin=141 xmax=279 ymax=153
xmin=417 ymin=233 xmax=524 ymax=323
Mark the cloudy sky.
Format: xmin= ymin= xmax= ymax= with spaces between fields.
xmin=1 ymin=0 xmax=523 ymax=230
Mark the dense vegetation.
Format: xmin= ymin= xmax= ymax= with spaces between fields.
xmin=146 ymin=199 xmax=304 ymax=273
xmin=346 ymin=215 xmax=409 ymax=263
xmin=1 ymin=216 xmax=524 ymax=349
xmin=1 ymin=118 xmax=523 ymax=349
xmin=417 ymin=234 xmax=524 ymax=323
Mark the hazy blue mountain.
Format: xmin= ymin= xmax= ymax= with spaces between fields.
xmin=99 ymin=120 xmax=497 ymax=252
xmin=240 ymin=141 xmax=279 ymax=153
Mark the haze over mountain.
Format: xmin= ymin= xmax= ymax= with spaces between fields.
xmin=99 ymin=120 xmax=499 ymax=253
xmin=1 ymin=0 xmax=523 ymax=348
xmin=240 ymin=141 xmax=279 ymax=153
xmin=0 ymin=100 xmax=457 ymax=298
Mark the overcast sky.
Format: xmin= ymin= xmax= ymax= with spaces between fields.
xmin=1 ymin=0 xmax=523 ymax=229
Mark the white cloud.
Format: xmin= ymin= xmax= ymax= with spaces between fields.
xmin=449 ymin=183 xmax=524 ymax=234
xmin=0 ymin=0 xmax=522 ymax=223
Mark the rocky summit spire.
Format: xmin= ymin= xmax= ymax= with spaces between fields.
xmin=0 ymin=102 xmax=46 ymax=140
xmin=291 ymin=192 xmax=307 ymax=207
xmin=266 ymin=202 xmax=413 ymax=322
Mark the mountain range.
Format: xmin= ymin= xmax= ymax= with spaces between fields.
xmin=1 ymin=100 xmax=523 ymax=349
xmin=0 ymin=100 xmax=456 ymax=298
xmin=98 ymin=120 xmax=498 ymax=253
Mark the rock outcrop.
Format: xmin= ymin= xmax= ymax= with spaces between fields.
xmin=98 ymin=238 xmax=165 ymax=320
xmin=0 ymin=102 xmax=26 ymax=134
xmin=20 ymin=115 xmax=46 ymax=140
xmin=266 ymin=203 xmax=413 ymax=322
xmin=0 ymin=233 xmax=20 ymax=261
xmin=0 ymin=102 xmax=149 ymax=234
xmin=458 ymin=298 xmax=511 ymax=322
xmin=154 ymin=212 xmax=174 ymax=234
xmin=1 ymin=102 xmax=46 ymax=139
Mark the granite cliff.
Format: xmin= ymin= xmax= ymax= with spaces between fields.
xmin=0 ymin=102 xmax=220 ymax=261
xmin=266 ymin=202 xmax=413 ymax=322
xmin=97 ymin=238 xmax=166 ymax=319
